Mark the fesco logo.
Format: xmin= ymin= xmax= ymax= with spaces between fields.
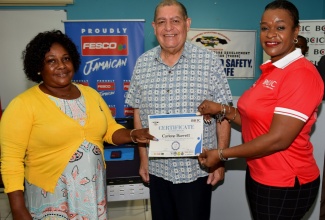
xmin=85 ymin=42 xmax=117 ymax=49
xmin=81 ymin=35 xmax=128 ymax=56
xmin=109 ymin=107 xmax=116 ymax=116
xmin=97 ymin=81 xmax=115 ymax=91
xmin=123 ymin=81 xmax=130 ymax=91
xmin=124 ymin=107 xmax=134 ymax=116
xmin=73 ymin=80 xmax=89 ymax=86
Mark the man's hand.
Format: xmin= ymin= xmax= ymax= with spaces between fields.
xmin=139 ymin=158 xmax=150 ymax=183
xmin=207 ymin=164 xmax=225 ymax=186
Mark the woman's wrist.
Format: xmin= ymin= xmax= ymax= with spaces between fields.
xmin=217 ymin=148 xmax=228 ymax=161
xmin=227 ymin=106 xmax=237 ymax=122
xmin=130 ymin=128 xmax=138 ymax=143
xmin=216 ymin=103 xmax=227 ymax=123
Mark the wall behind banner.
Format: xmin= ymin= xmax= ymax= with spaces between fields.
xmin=0 ymin=0 xmax=324 ymax=98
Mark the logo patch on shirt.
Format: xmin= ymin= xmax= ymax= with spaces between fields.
xmin=262 ymin=79 xmax=277 ymax=90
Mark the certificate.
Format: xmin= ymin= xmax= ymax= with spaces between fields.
xmin=148 ymin=113 xmax=203 ymax=157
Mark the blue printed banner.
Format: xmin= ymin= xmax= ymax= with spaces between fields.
xmin=64 ymin=20 xmax=144 ymax=118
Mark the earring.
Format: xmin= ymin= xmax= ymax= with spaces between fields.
xmin=293 ymin=38 xmax=298 ymax=44
xmin=37 ymin=72 xmax=41 ymax=75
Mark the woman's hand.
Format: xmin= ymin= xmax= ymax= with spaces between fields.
xmin=130 ymin=128 xmax=157 ymax=144
xmin=112 ymin=128 xmax=157 ymax=145
xmin=12 ymin=209 xmax=32 ymax=220
xmin=8 ymin=191 xmax=32 ymax=220
xmin=198 ymin=148 xmax=220 ymax=168
xmin=197 ymin=100 xmax=221 ymax=116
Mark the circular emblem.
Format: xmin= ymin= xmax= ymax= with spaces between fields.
xmin=171 ymin=141 xmax=180 ymax=150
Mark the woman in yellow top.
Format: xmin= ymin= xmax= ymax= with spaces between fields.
xmin=0 ymin=30 xmax=155 ymax=220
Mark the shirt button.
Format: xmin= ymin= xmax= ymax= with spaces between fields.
xmin=169 ymin=71 xmax=171 ymax=73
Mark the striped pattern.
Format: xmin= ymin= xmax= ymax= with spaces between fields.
xmin=274 ymin=107 xmax=308 ymax=122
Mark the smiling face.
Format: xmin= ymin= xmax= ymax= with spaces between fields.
xmin=260 ymin=8 xmax=299 ymax=62
xmin=41 ymin=42 xmax=75 ymax=90
xmin=152 ymin=4 xmax=191 ymax=55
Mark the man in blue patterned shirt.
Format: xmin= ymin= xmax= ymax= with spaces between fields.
xmin=125 ymin=0 xmax=233 ymax=219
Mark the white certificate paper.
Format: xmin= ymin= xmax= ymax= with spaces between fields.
xmin=148 ymin=113 xmax=203 ymax=157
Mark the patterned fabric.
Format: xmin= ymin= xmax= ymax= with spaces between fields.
xmin=126 ymin=41 xmax=232 ymax=184
xmin=49 ymin=95 xmax=87 ymax=126
xmin=25 ymin=95 xmax=108 ymax=220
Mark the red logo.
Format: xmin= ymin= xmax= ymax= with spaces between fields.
xmin=78 ymin=81 xmax=89 ymax=86
xmin=73 ymin=80 xmax=89 ymax=86
xmin=123 ymin=81 xmax=130 ymax=91
xmin=124 ymin=107 xmax=134 ymax=117
xmin=82 ymin=35 xmax=128 ymax=56
xmin=109 ymin=107 xmax=116 ymax=116
xmin=97 ymin=81 xmax=115 ymax=91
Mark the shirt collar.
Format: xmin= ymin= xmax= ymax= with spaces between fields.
xmin=264 ymin=48 xmax=303 ymax=69
xmin=154 ymin=41 xmax=191 ymax=61
xmin=182 ymin=41 xmax=191 ymax=58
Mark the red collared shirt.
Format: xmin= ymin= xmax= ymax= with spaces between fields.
xmin=238 ymin=49 xmax=324 ymax=187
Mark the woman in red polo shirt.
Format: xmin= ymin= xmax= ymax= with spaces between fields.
xmin=197 ymin=0 xmax=324 ymax=219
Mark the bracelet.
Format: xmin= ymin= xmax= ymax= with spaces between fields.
xmin=228 ymin=108 xmax=237 ymax=123
xmin=221 ymin=104 xmax=226 ymax=115
xmin=226 ymin=104 xmax=231 ymax=114
xmin=216 ymin=103 xmax=226 ymax=123
xmin=130 ymin=129 xmax=138 ymax=143
xmin=218 ymin=149 xmax=228 ymax=161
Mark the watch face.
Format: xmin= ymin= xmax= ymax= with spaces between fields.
xmin=171 ymin=141 xmax=180 ymax=150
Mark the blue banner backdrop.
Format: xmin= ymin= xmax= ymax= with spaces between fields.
xmin=64 ymin=20 xmax=144 ymax=118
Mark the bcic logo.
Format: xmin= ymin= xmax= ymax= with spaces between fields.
xmin=82 ymin=35 xmax=128 ymax=56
